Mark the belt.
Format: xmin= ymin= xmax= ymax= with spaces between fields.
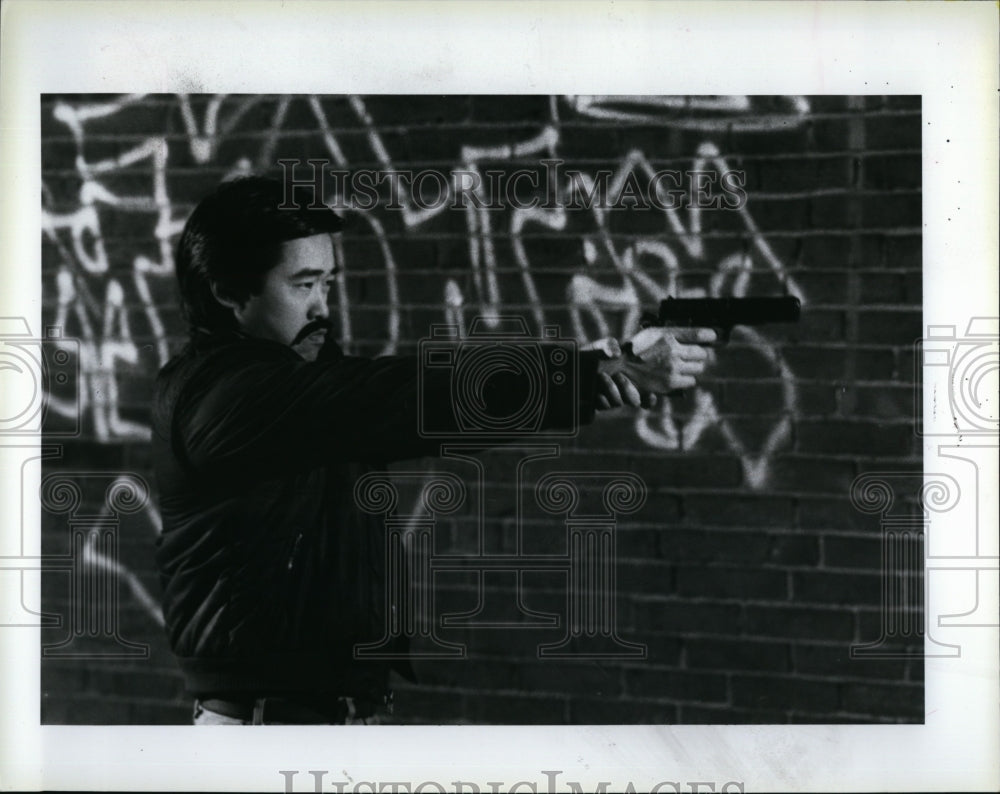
xmin=199 ymin=693 xmax=389 ymax=725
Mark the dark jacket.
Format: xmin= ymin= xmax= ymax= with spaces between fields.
xmin=152 ymin=328 xmax=602 ymax=700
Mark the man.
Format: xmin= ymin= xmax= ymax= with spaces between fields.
xmin=153 ymin=176 xmax=715 ymax=725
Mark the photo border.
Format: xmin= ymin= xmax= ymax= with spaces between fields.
xmin=1 ymin=1 xmax=997 ymax=791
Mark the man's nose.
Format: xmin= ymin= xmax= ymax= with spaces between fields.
xmin=308 ymin=294 xmax=330 ymax=320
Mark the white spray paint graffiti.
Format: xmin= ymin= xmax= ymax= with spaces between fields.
xmin=564 ymin=95 xmax=811 ymax=131
xmin=550 ymin=141 xmax=805 ymax=488
xmin=40 ymin=92 xmax=811 ymax=628
xmin=86 ymin=481 xmax=165 ymax=629
xmin=310 ymin=96 xmax=402 ymax=355
xmin=43 ymin=95 xmax=809 ymax=476
xmin=42 ymin=93 xmax=806 ymax=465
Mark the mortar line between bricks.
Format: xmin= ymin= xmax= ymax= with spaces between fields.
xmin=40 ymin=267 xmax=924 ymax=280
xmin=748 ymin=188 xmax=922 ymax=200
xmin=39 ymin=133 xmax=923 ymax=150
xmin=415 ymin=669 xmax=925 ymax=689
xmin=666 ymin=562 xmax=894 ymax=576
xmin=631 ymin=594 xmax=844 ymax=608
xmin=38 ymin=103 xmax=923 ymax=117
xmin=638 ymin=594 xmax=882 ymax=609
xmin=40 ymin=141 xmax=925 ymax=158
xmin=730 ymin=671 xmax=923 ymax=686
xmin=41 ymin=156 xmax=925 ymax=180
xmin=569 ymin=446 xmax=911 ymax=458
xmin=67 ymin=694 xmax=192 ymax=707
xmin=654 ymin=594 xmax=912 ymax=610
xmin=397 ymin=684 xmax=566 ymax=698
xmin=620 ymin=526 xmax=913 ymax=538
xmin=59 ymin=359 xmax=923 ymax=376
xmin=80 ymin=306 xmax=921 ymax=317
xmin=640 ymin=482 xmax=915 ymax=497
xmin=40 ymin=222 xmax=925 ymax=239
xmin=619 ymin=665 xmax=905 ymax=688
xmin=69 ymin=338 xmax=922 ymax=353
xmin=38 ymin=105 xmax=922 ymax=128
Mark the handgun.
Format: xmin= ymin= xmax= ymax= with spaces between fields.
xmin=641 ymin=295 xmax=801 ymax=342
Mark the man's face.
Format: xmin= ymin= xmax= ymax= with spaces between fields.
xmin=233 ymin=234 xmax=336 ymax=362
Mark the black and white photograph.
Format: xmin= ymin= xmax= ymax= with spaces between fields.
xmin=34 ymin=91 xmax=927 ymax=729
xmin=1 ymin=2 xmax=997 ymax=792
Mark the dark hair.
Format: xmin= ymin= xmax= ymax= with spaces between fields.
xmin=175 ymin=175 xmax=344 ymax=332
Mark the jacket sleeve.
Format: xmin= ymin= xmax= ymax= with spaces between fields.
xmin=172 ymin=343 xmax=603 ymax=479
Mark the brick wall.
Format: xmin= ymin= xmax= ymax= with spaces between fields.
xmin=37 ymin=94 xmax=923 ymax=724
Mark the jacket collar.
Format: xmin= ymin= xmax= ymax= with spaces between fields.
xmin=188 ymin=325 xmax=345 ymax=362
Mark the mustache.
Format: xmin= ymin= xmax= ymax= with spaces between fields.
xmin=291 ymin=318 xmax=334 ymax=346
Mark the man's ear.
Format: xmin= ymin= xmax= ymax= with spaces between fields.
xmin=209 ymin=281 xmax=244 ymax=318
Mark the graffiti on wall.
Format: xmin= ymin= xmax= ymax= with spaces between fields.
xmin=41 ymin=94 xmax=807 ymax=490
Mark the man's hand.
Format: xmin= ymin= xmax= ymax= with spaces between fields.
xmin=594 ymin=327 xmax=717 ymax=409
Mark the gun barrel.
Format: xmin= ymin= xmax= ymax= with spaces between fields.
xmin=658 ymin=296 xmax=801 ymax=327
